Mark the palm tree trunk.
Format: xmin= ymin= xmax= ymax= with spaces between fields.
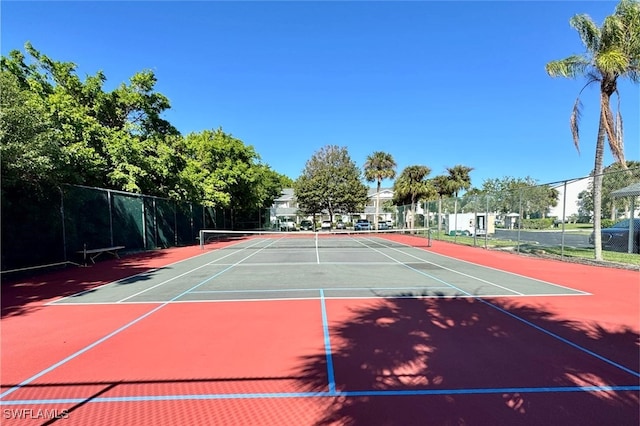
xmin=410 ymin=196 xmax=416 ymax=232
xmin=375 ymin=179 xmax=381 ymax=230
xmin=438 ymin=196 xmax=443 ymax=235
xmin=592 ymin=105 xmax=607 ymax=261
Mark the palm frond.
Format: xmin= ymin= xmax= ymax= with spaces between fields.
xmin=595 ymin=49 xmax=630 ymax=74
xmin=600 ymin=93 xmax=625 ymax=164
xmin=615 ymin=0 xmax=640 ymax=51
xmin=545 ymin=55 xmax=590 ymax=78
xmin=570 ymin=97 xmax=583 ymax=153
xmin=614 ymin=90 xmax=628 ymax=170
xmin=601 ymin=15 xmax=625 ymax=51
xmin=570 ymin=14 xmax=601 ymax=52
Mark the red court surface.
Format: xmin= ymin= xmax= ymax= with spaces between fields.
xmin=1 ymin=239 xmax=639 ymax=425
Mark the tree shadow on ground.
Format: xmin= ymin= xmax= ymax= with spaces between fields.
xmin=296 ymin=296 xmax=639 ymax=425
xmin=1 ymin=250 xmax=173 ymax=318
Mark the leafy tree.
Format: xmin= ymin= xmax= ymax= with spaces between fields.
xmin=295 ymin=145 xmax=368 ymax=223
xmin=181 ymin=128 xmax=281 ymax=213
xmin=278 ymin=174 xmax=295 ymax=188
xmin=364 ymin=151 xmax=397 ymax=230
xmin=546 ymin=0 xmax=640 ymax=259
xmin=294 ymin=173 xmax=325 ymax=224
xmin=578 ymin=161 xmax=640 ymax=220
xmin=479 ymin=176 xmax=559 ymax=219
xmin=1 ymin=43 xmax=181 ymax=193
xmin=393 ymin=165 xmax=435 ymax=228
xmin=0 ymin=70 xmax=62 ymax=193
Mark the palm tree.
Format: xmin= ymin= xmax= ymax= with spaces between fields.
xmin=364 ymin=151 xmax=397 ymax=230
xmin=546 ymin=0 xmax=639 ymax=260
xmin=393 ymin=165 xmax=434 ymax=229
xmin=446 ymin=165 xmax=474 ymax=236
xmin=431 ymin=175 xmax=455 ymax=235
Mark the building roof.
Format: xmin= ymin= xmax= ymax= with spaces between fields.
xmin=274 ymin=188 xmax=295 ymax=202
xmin=367 ymin=188 xmax=394 ymax=197
xmin=611 ymin=182 xmax=640 ymax=198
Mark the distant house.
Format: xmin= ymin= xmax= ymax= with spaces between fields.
xmin=364 ymin=188 xmax=395 ymax=221
xmin=269 ymin=188 xmax=298 ymax=228
xmin=269 ymin=187 xmax=397 ymax=227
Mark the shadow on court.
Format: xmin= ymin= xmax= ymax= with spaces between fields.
xmin=296 ymin=297 xmax=639 ymax=426
xmin=0 ymin=250 xmax=174 ymax=318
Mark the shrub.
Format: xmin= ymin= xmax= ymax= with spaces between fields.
xmin=600 ymin=219 xmax=615 ymax=228
xmin=521 ymin=218 xmax=554 ymax=229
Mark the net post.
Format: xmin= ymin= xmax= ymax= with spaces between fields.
xmin=199 ymin=229 xmax=204 ymax=250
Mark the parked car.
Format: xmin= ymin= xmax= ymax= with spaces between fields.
xmin=589 ymin=218 xmax=640 ymax=253
xmin=377 ymin=221 xmax=389 ymax=231
xmin=300 ymin=220 xmax=314 ymax=231
xmin=385 ymin=220 xmax=394 ymax=229
xmin=354 ymin=219 xmax=371 ymax=231
xmin=280 ymin=219 xmax=297 ymax=231
xmin=321 ymin=220 xmax=332 ymax=231
xmin=336 ymin=220 xmax=346 ymax=229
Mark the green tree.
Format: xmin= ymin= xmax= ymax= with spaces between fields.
xmin=181 ymin=128 xmax=281 ymax=210
xmin=0 ymin=70 xmax=62 ymax=193
xmin=393 ymin=165 xmax=435 ymax=228
xmin=295 ymin=145 xmax=368 ymax=223
xmin=1 ymin=43 xmax=181 ymax=194
xmin=480 ymin=176 xmax=559 ymax=220
xmin=430 ymin=175 xmax=455 ymax=234
xmin=364 ymin=151 xmax=397 ymax=230
xmin=445 ymin=165 xmax=474 ymax=231
xmin=546 ymin=0 xmax=640 ymax=260
xmin=579 ymin=161 xmax=640 ymax=220
xmin=294 ymin=173 xmax=325 ymax=224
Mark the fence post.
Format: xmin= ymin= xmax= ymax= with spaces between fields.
xmin=174 ymin=202 xmax=178 ymax=246
xmin=561 ymin=180 xmax=568 ymax=257
xmin=473 ymin=194 xmax=478 ymax=247
xmin=142 ymin=197 xmax=147 ymax=250
xmin=517 ymin=189 xmax=523 ymax=253
xmin=60 ymin=187 xmax=67 ymax=262
xmin=108 ymin=190 xmax=114 ymax=246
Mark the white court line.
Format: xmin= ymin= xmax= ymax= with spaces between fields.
xmin=0 ymin=238 xmax=282 ymax=400
xmin=47 ymin=236 xmax=272 ymax=305
xmin=47 ymin=291 xmax=592 ymax=306
xmin=189 ymin=286 xmax=454 ymax=293
xmin=117 ymin=238 xmax=271 ymax=302
xmin=363 ymin=236 xmax=591 ymax=296
xmin=351 ymin=237 xmax=523 ymax=296
xmin=227 ymin=261 xmax=401 ymax=266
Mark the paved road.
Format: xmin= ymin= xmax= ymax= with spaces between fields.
xmin=493 ymin=229 xmax=592 ymax=248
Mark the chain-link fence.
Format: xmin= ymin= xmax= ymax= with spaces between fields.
xmin=413 ymin=169 xmax=639 ymax=257
xmin=1 ymin=184 xmax=239 ymax=273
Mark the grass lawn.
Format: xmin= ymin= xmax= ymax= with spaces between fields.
xmin=430 ymin=231 xmax=639 ymax=267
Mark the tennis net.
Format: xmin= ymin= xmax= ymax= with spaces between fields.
xmin=198 ymin=228 xmax=432 ymax=250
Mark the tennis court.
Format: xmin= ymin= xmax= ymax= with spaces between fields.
xmin=2 ymin=230 xmax=639 ymax=425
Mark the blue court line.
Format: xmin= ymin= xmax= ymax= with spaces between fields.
xmin=355 ymin=238 xmax=640 ymax=379
xmin=0 ymin=239 xmax=280 ymax=401
xmin=0 ymin=304 xmax=166 ymax=399
xmin=2 ymin=385 xmax=639 ymax=405
xmin=319 ymin=289 xmax=337 ymax=394
xmin=476 ymin=298 xmax=640 ymax=378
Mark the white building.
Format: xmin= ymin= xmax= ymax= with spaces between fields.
xmin=548 ymin=177 xmax=591 ymax=220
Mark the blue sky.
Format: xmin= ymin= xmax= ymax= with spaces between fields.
xmin=2 ymin=1 xmax=638 ymax=190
